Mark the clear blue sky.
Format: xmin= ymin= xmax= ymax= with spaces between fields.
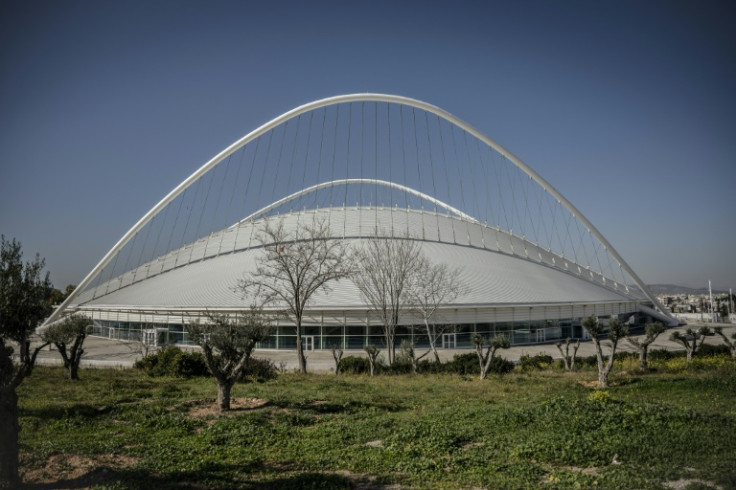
xmin=1 ymin=0 xmax=734 ymax=291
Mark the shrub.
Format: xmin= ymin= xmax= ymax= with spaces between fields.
xmin=649 ymin=348 xmax=679 ymax=361
xmin=387 ymin=359 xmax=413 ymax=375
xmin=443 ymin=353 xmax=479 ymax=375
xmin=136 ymin=346 xmax=209 ymax=378
xmin=698 ymin=343 xmax=730 ymax=357
xmin=240 ymin=357 xmax=278 ymax=382
xmin=519 ymin=352 xmax=554 ymax=372
xmin=487 ymin=356 xmax=515 ymax=375
xmin=173 ymin=351 xmax=209 ymax=378
xmin=339 ymin=356 xmax=371 ymax=374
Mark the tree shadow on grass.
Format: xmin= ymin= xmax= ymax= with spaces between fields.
xmin=20 ymin=402 xmax=113 ymax=420
xmin=23 ymin=462 xmax=389 ymax=489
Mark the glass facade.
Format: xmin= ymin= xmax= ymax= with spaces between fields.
xmin=90 ymin=313 xmax=643 ymax=350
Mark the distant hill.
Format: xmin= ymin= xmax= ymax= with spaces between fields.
xmin=646 ymin=284 xmax=728 ymax=295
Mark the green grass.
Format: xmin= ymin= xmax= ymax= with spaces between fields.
xmin=17 ymin=357 xmax=736 ymax=489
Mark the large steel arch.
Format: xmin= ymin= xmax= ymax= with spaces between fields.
xmin=44 ymin=94 xmax=675 ymax=327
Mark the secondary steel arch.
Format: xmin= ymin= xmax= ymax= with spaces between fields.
xmin=231 ymin=178 xmax=479 ymax=226
xmin=44 ymin=93 xmax=675 ymax=327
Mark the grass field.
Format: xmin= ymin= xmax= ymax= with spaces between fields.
xmin=17 ymin=355 xmax=736 ymax=489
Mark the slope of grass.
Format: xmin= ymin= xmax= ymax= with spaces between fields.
xmin=17 ymin=357 xmax=736 ymax=489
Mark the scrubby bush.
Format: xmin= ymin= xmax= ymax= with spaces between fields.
xmin=240 ymin=357 xmax=279 ymax=382
xmin=519 ymin=352 xmax=554 ymax=372
xmin=487 ymin=356 xmax=515 ymax=375
xmin=387 ymin=359 xmax=413 ymax=375
xmin=698 ymin=343 xmax=730 ymax=357
xmin=136 ymin=346 xmax=209 ymax=378
xmin=338 ymin=356 xmax=371 ymax=374
xmin=443 ymin=353 xmax=479 ymax=375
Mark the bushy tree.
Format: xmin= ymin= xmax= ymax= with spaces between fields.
xmin=398 ymin=340 xmax=428 ymax=374
xmin=364 ymin=344 xmax=380 ymax=376
xmin=238 ymin=218 xmax=348 ymax=373
xmin=626 ymin=321 xmax=666 ymax=371
xmin=187 ymin=309 xmax=272 ymax=411
xmin=352 ymin=237 xmax=423 ymax=363
xmin=582 ymin=315 xmax=628 ymax=388
xmin=330 ymin=344 xmax=343 ymax=375
xmin=1 ymin=236 xmax=53 ymax=486
xmin=473 ymin=333 xmax=510 ymax=380
xmin=713 ymin=327 xmax=736 ymax=359
xmin=41 ymin=314 xmax=92 ymax=380
xmin=555 ymin=337 xmax=581 ymax=371
xmin=670 ymin=327 xmax=714 ymax=362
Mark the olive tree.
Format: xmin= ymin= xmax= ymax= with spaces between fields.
xmin=238 ymin=219 xmax=348 ymax=374
xmin=399 ymin=340 xmax=428 ymax=374
xmin=352 ymin=237 xmax=423 ymax=364
xmin=41 ymin=314 xmax=92 ymax=380
xmin=670 ymin=326 xmax=713 ymax=362
xmin=581 ymin=315 xmax=628 ymax=388
xmin=713 ymin=327 xmax=736 ymax=359
xmin=555 ymin=337 xmax=581 ymax=371
xmin=473 ymin=333 xmax=510 ymax=380
xmin=1 ymin=236 xmax=53 ymax=486
xmin=187 ymin=309 xmax=271 ymax=411
xmin=364 ymin=344 xmax=380 ymax=376
xmin=626 ymin=321 xmax=666 ymax=371
xmin=404 ymin=259 xmax=464 ymax=363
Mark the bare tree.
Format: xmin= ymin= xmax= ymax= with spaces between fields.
xmin=582 ymin=315 xmax=628 ymax=388
xmin=404 ymin=259 xmax=464 ymax=363
xmin=713 ymin=327 xmax=736 ymax=359
xmin=626 ymin=322 xmax=666 ymax=371
xmin=41 ymin=314 xmax=92 ymax=380
xmin=364 ymin=344 xmax=380 ymax=376
xmin=352 ymin=237 xmax=423 ymax=363
xmin=555 ymin=337 xmax=581 ymax=371
xmin=670 ymin=327 xmax=714 ymax=362
xmin=187 ymin=309 xmax=271 ymax=411
xmin=238 ymin=218 xmax=348 ymax=373
xmin=473 ymin=333 xmax=510 ymax=380
xmin=330 ymin=344 xmax=343 ymax=375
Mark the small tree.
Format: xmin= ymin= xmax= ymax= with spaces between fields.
xmin=581 ymin=315 xmax=628 ymax=388
xmin=238 ymin=218 xmax=348 ymax=374
xmin=626 ymin=322 xmax=666 ymax=371
xmin=670 ymin=327 xmax=714 ymax=362
xmin=187 ymin=309 xmax=271 ymax=411
xmin=330 ymin=344 xmax=344 ymax=375
xmin=555 ymin=337 xmax=581 ymax=371
xmin=713 ymin=327 xmax=736 ymax=359
xmin=41 ymin=314 xmax=92 ymax=380
xmin=398 ymin=340 xmax=428 ymax=374
xmin=364 ymin=344 xmax=380 ymax=376
xmin=353 ymin=237 xmax=423 ymax=363
xmin=1 ymin=236 xmax=53 ymax=486
xmin=473 ymin=333 xmax=510 ymax=380
xmin=404 ymin=259 xmax=464 ymax=363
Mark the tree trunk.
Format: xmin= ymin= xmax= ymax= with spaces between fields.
xmin=0 ymin=388 xmax=19 ymax=487
xmin=598 ymin=369 xmax=609 ymax=389
xmin=216 ymin=380 xmax=233 ymax=412
xmin=426 ymin=322 xmax=441 ymax=364
xmin=639 ymin=345 xmax=648 ymax=371
xmin=686 ymin=349 xmax=693 ymax=362
xmin=69 ymin=361 xmax=80 ymax=381
xmin=295 ymin=319 xmax=307 ymax=374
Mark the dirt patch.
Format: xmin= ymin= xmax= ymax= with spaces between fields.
xmin=185 ymin=397 xmax=270 ymax=419
xmin=561 ymin=465 xmax=599 ymax=475
xmin=328 ymin=469 xmax=404 ymax=489
xmin=665 ymin=478 xmax=722 ymax=490
xmin=21 ymin=453 xmax=139 ymax=486
xmin=365 ymin=439 xmax=384 ymax=448
xmin=578 ymin=380 xmax=599 ymax=388
xmin=461 ymin=442 xmax=484 ymax=451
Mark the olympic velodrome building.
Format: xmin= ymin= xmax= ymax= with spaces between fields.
xmin=43 ymin=94 xmax=676 ymax=350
